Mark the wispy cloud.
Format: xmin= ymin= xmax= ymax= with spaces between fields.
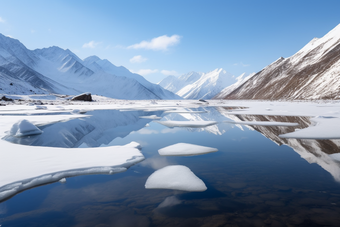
xmin=0 ymin=17 xmax=5 ymax=23
xmin=161 ymin=70 xmax=179 ymax=76
xmin=233 ymin=62 xmax=250 ymax=67
xmin=130 ymin=55 xmax=148 ymax=63
xmin=131 ymin=69 xmax=158 ymax=76
xmin=128 ymin=35 xmax=181 ymax=51
xmin=82 ymin=41 xmax=100 ymax=49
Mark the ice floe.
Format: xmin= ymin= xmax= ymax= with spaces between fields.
xmin=158 ymin=143 xmax=218 ymax=156
xmin=0 ymin=138 xmax=144 ymax=201
xmin=145 ymin=165 xmax=207 ymax=191
xmin=156 ymin=120 xmax=217 ymax=128
xmin=139 ymin=115 xmax=162 ymax=120
xmin=9 ymin=119 xmax=43 ymax=137
xmin=224 ymin=120 xmax=299 ymax=127
xmin=279 ymin=116 xmax=340 ymax=139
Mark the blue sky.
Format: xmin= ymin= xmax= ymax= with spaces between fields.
xmin=1 ymin=0 xmax=340 ymax=83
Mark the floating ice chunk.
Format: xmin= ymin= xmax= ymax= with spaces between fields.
xmin=9 ymin=119 xmax=43 ymax=137
xmin=59 ymin=178 xmax=66 ymax=183
xmin=139 ymin=115 xmax=162 ymax=120
xmin=156 ymin=120 xmax=217 ymax=128
xmin=71 ymin=109 xmax=87 ymax=114
xmin=35 ymin=105 xmax=47 ymax=110
xmin=145 ymin=165 xmax=207 ymax=191
xmin=157 ymin=196 xmax=181 ymax=208
xmin=279 ymin=117 xmax=340 ymax=139
xmin=158 ymin=143 xmax=217 ymax=156
xmin=223 ymin=120 xmax=298 ymax=127
xmin=0 ymin=142 xmax=143 ymax=201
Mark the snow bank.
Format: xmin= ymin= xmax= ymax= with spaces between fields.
xmin=9 ymin=119 xmax=43 ymax=137
xmin=224 ymin=120 xmax=299 ymax=127
xmin=279 ymin=116 xmax=340 ymax=139
xmin=0 ymin=141 xmax=144 ymax=201
xmin=156 ymin=120 xmax=217 ymax=128
xmin=158 ymin=143 xmax=218 ymax=156
xmin=145 ymin=165 xmax=207 ymax=191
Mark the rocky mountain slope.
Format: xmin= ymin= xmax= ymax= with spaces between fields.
xmin=0 ymin=34 xmax=180 ymax=100
xmin=218 ymin=23 xmax=340 ymax=100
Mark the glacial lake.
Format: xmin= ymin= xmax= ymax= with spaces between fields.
xmin=1 ymin=107 xmax=340 ymax=227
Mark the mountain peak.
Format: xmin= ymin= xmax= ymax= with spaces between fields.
xmin=83 ymin=55 xmax=101 ymax=62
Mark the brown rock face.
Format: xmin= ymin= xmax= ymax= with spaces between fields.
xmin=217 ymin=24 xmax=340 ymax=100
xmin=71 ymin=93 xmax=93 ymax=101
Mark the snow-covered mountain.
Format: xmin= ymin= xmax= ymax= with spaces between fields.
xmin=214 ymin=72 xmax=255 ymax=99
xmin=218 ymin=23 xmax=340 ymax=100
xmin=0 ymin=34 xmax=180 ymax=100
xmin=0 ymin=34 xmax=75 ymax=95
xmin=159 ymin=69 xmax=254 ymax=99
xmin=158 ymin=71 xmax=203 ymax=94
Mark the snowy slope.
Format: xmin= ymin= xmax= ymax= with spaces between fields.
xmin=83 ymin=56 xmax=181 ymax=100
xmin=177 ymin=68 xmax=236 ymax=99
xmin=0 ymin=34 xmax=77 ymax=95
xmin=214 ymin=73 xmax=255 ymax=99
xmin=158 ymin=71 xmax=202 ymax=94
xmin=221 ymin=23 xmax=340 ymax=100
xmin=159 ymin=69 xmax=253 ymax=100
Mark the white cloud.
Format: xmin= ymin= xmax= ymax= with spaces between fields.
xmin=128 ymin=35 xmax=181 ymax=51
xmin=82 ymin=41 xmax=100 ymax=49
xmin=130 ymin=55 xmax=148 ymax=63
xmin=161 ymin=70 xmax=179 ymax=76
xmin=233 ymin=62 xmax=250 ymax=67
xmin=0 ymin=17 xmax=5 ymax=23
xmin=131 ymin=69 xmax=158 ymax=76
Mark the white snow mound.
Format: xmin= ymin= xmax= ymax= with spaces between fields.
xmin=145 ymin=165 xmax=207 ymax=191
xmin=9 ymin=119 xmax=43 ymax=137
xmin=158 ymin=143 xmax=218 ymax=156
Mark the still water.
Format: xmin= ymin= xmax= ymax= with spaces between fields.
xmin=1 ymin=107 xmax=340 ymax=226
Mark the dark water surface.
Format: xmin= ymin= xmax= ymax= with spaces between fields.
xmin=1 ymin=108 xmax=340 ymax=227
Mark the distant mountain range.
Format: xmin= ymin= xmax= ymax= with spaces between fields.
xmin=1 ymin=23 xmax=339 ymax=100
xmin=158 ymin=69 xmax=254 ymax=99
xmin=0 ymin=34 xmax=180 ymax=100
xmin=217 ymin=23 xmax=340 ymax=100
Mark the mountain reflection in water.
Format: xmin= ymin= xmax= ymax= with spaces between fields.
xmin=217 ymin=107 xmax=340 ymax=182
